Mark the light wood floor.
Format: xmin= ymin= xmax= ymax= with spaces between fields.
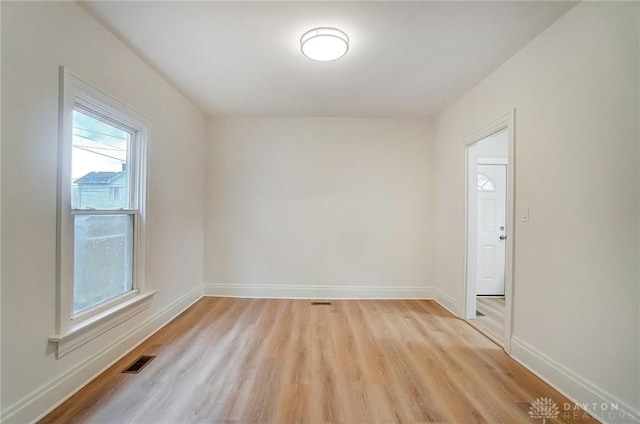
xmin=41 ymin=298 xmax=596 ymax=423
xmin=474 ymin=297 xmax=506 ymax=345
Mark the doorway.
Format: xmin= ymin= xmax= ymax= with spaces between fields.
xmin=464 ymin=113 xmax=515 ymax=351
xmin=476 ymin=163 xmax=506 ymax=296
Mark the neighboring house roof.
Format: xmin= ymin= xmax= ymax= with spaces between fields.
xmin=74 ymin=171 xmax=125 ymax=185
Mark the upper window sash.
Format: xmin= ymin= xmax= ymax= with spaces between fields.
xmin=71 ymin=103 xmax=142 ymax=212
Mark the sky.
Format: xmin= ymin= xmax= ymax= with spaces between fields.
xmin=72 ymin=110 xmax=129 ymax=181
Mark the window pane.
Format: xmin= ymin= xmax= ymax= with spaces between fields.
xmin=72 ymin=110 xmax=130 ymax=210
xmin=73 ymin=214 xmax=134 ymax=313
xmin=478 ymin=174 xmax=495 ymax=191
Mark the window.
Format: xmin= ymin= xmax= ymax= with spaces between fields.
xmin=478 ymin=173 xmax=495 ymax=192
xmin=72 ymin=109 xmax=134 ymax=313
xmin=51 ymin=68 xmax=156 ymax=358
xmin=109 ymin=186 xmax=124 ymax=202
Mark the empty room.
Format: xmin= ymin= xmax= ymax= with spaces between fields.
xmin=1 ymin=1 xmax=639 ymax=423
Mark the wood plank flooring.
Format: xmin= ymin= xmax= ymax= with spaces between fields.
xmin=474 ymin=297 xmax=506 ymax=345
xmin=40 ymin=298 xmax=596 ymax=423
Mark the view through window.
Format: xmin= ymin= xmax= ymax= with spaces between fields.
xmin=71 ymin=109 xmax=134 ymax=314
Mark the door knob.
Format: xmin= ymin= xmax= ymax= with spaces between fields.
xmin=499 ymin=235 xmax=507 ymax=240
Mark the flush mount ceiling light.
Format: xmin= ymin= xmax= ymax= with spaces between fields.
xmin=300 ymin=27 xmax=349 ymax=62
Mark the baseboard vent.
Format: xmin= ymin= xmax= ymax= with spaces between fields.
xmin=310 ymin=301 xmax=332 ymax=306
xmin=122 ymin=355 xmax=155 ymax=374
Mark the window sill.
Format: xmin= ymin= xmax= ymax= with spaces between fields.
xmin=49 ymin=290 xmax=158 ymax=358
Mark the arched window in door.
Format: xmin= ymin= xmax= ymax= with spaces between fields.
xmin=478 ymin=173 xmax=495 ymax=191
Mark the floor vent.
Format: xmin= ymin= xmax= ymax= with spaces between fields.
xmin=122 ymin=355 xmax=155 ymax=374
xmin=310 ymin=301 xmax=332 ymax=306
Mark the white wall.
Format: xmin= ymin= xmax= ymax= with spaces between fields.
xmin=0 ymin=2 xmax=207 ymax=422
xmin=432 ymin=1 xmax=639 ymax=417
xmin=205 ymin=117 xmax=434 ymax=298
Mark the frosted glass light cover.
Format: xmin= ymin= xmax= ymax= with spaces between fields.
xmin=300 ymin=27 xmax=349 ymax=61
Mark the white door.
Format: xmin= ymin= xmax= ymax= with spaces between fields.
xmin=476 ymin=164 xmax=506 ymax=295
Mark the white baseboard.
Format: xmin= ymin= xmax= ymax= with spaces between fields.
xmin=430 ymin=287 xmax=458 ymax=316
xmin=511 ymin=336 xmax=640 ymax=424
xmin=203 ymin=282 xmax=439 ymax=300
xmin=1 ymin=285 xmax=203 ymax=424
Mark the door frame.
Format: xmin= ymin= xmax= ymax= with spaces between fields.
xmin=463 ymin=110 xmax=516 ymax=353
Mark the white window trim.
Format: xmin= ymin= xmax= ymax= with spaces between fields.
xmin=50 ymin=67 xmax=156 ymax=358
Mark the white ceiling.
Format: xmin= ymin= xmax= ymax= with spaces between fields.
xmin=82 ymin=1 xmax=576 ymax=117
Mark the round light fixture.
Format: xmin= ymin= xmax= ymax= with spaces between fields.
xmin=300 ymin=27 xmax=349 ymax=62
